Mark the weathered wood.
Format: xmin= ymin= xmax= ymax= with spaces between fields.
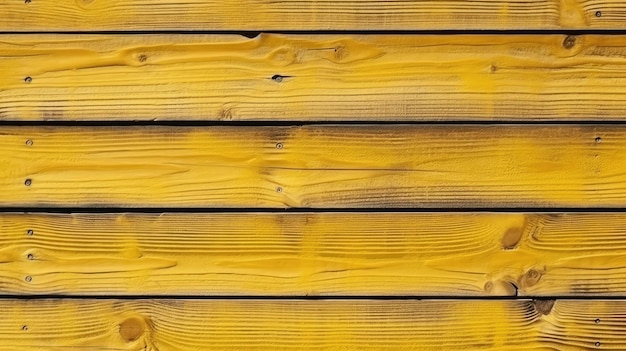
xmin=3 ymin=34 xmax=626 ymax=121
xmin=3 ymin=212 xmax=626 ymax=296
xmin=1 ymin=125 xmax=624 ymax=208
xmin=0 ymin=299 xmax=621 ymax=350
xmin=0 ymin=0 xmax=619 ymax=31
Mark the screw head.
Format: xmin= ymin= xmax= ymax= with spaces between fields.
xmin=24 ymin=76 xmax=32 ymax=83
xmin=25 ymin=275 xmax=32 ymax=282
xmin=595 ymin=11 xmax=602 ymax=17
xmin=27 ymin=254 xmax=34 ymax=260
xmin=25 ymin=139 xmax=33 ymax=146
xmin=24 ymin=179 xmax=32 ymax=186
xmin=596 ymin=137 xmax=602 ymax=143
xmin=27 ymin=229 xmax=34 ymax=236
xmin=275 ymin=142 xmax=283 ymax=149
xmin=22 ymin=325 xmax=28 ymax=331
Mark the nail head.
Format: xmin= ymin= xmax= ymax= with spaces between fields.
xmin=24 ymin=76 xmax=32 ymax=83
xmin=27 ymin=229 xmax=34 ymax=236
xmin=275 ymin=142 xmax=283 ymax=149
xmin=596 ymin=11 xmax=602 ymax=17
xmin=27 ymin=254 xmax=34 ymax=260
xmin=276 ymin=187 xmax=283 ymax=193
xmin=596 ymin=137 xmax=602 ymax=143
xmin=24 ymin=179 xmax=32 ymax=186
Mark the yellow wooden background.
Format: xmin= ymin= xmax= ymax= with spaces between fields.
xmin=2 ymin=1 xmax=626 ymax=350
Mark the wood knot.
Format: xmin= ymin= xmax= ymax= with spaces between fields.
xmin=501 ymin=227 xmax=523 ymax=250
xmin=484 ymin=281 xmax=493 ymax=293
xmin=218 ymin=106 xmax=233 ymax=121
xmin=484 ymin=280 xmax=518 ymax=296
xmin=268 ymin=48 xmax=297 ymax=66
xmin=563 ymin=35 xmax=577 ymax=49
xmin=119 ymin=317 xmax=146 ymax=342
xmin=521 ymin=268 xmax=542 ymax=288
xmin=533 ymin=299 xmax=555 ymax=316
xmin=334 ymin=45 xmax=348 ymax=60
xmin=271 ymin=74 xmax=288 ymax=82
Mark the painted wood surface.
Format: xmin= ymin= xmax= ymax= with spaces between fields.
xmin=3 ymin=34 xmax=626 ymax=121
xmin=3 ymin=212 xmax=626 ymax=296
xmin=0 ymin=299 xmax=622 ymax=350
xmin=0 ymin=0 xmax=620 ymax=31
xmin=1 ymin=125 xmax=623 ymax=208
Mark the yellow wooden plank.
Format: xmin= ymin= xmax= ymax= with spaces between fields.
xmin=0 ymin=299 xmax=622 ymax=350
xmin=0 ymin=0 xmax=619 ymax=30
xmin=3 ymin=212 xmax=626 ymax=296
xmin=4 ymin=34 xmax=626 ymax=121
xmin=1 ymin=125 xmax=624 ymax=208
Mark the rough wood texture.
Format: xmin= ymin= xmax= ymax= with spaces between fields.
xmin=2 ymin=125 xmax=624 ymax=208
xmin=3 ymin=212 xmax=626 ymax=296
xmin=0 ymin=0 xmax=620 ymax=31
xmin=0 ymin=299 xmax=622 ymax=350
xmin=4 ymin=34 xmax=626 ymax=121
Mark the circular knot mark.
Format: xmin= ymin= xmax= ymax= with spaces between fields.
xmin=119 ymin=317 xmax=146 ymax=342
xmin=563 ymin=35 xmax=576 ymax=49
xmin=501 ymin=227 xmax=523 ymax=250
xmin=533 ymin=299 xmax=555 ymax=316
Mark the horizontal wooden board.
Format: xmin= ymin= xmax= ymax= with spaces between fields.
xmin=2 ymin=125 xmax=625 ymax=208
xmin=3 ymin=212 xmax=626 ymax=296
xmin=0 ymin=0 xmax=622 ymax=31
xmin=5 ymin=34 xmax=626 ymax=121
xmin=0 ymin=299 xmax=623 ymax=350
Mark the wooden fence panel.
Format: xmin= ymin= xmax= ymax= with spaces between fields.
xmin=0 ymin=0 xmax=619 ymax=31
xmin=1 ymin=125 xmax=623 ymax=208
xmin=0 ymin=299 xmax=621 ymax=350
xmin=3 ymin=34 xmax=626 ymax=121
xmin=2 ymin=212 xmax=626 ymax=296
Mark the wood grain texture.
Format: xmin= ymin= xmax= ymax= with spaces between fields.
xmin=4 ymin=34 xmax=626 ymax=121
xmin=0 ymin=0 xmax=620 ymax=30
xmin=2 ymin=125 xmax=624 ymax=208
xmin=0 ymin=299 xmax=623 ymax=350
xmin=4 ymin=212 xmax=626 ymax=296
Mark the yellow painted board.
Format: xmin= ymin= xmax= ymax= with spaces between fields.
xmin=0 ymin=299 xmax=622 ymax=350
xmin=1 ymin=125 xmax=624 ymax=208
xmin=4 ymin=34 xmax=626 ymax=121
xmin=0 ymin=0 xmax=619 ymax=31
xmin=4 ymin=212 xmax=626 ymax=296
